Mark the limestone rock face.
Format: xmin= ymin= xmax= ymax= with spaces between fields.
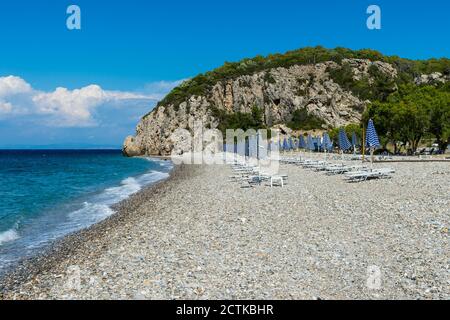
xmin=122 ymin=136 xmax=142 ymax=157
xmin=124 ymin=59 xmax=401 ymax=156
xmin=415 ymin=72 xmax=450 ymax=85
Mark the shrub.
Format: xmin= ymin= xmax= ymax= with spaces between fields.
xmin=287 ymin=108 xmax=325 ymax=131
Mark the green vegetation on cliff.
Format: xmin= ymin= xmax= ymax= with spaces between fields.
xmin=211 ymin=106 xmax=266 ymax=133
xmin=287 ymin=108 xmax=326 ymax=131
xmin=327 ymin=63 xmax=397 ymax=101
xmin=157 ymin=46 xmax=449 ymax=108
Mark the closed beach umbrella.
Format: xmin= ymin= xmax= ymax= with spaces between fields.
xmin=298 ymin=135 xmax=306 ymax=149
xmin=288 ymin=137 xmax=294 ymax=151
xmin=366 ymin=119 xmax=381 ymax=149
xmin=315 ymin=136 xmax=322 ymax=151
xmin=322 ymin=132 xmax=332 ymax=158
xmin=307 ymin=134 xmax=315 ymax=152
xmin=366 ymin=119 xmax=381 ymax=167
xmin=283 ymin=137 xmax=289 ymax=151
xmin=338 ymin=128 xmax=351 ymax=160
xmin=322 ymin=132 xmax=332 ymax=150
xmin=338 ymin=128 xmax=352 ymax=151
xmin=279 ymin=140 xmax=283 ymax=151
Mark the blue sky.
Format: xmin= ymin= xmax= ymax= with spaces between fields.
xmin=0 ymin=0 xmax=449 ymax=148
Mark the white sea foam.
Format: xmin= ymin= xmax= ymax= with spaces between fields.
xmin=67 ymin=169 xmax=170 ymax=226
xmin=0 ymin=229 xmax=20 ymax=246
xmin=68 ymin=202 xmax=114 ymax=223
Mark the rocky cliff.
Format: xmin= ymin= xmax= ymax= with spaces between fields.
xmin=123 ymin=49 xmax=447 ymax=156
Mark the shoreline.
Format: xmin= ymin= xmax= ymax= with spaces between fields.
xmin=0 ymin=163 xmax=188 ymax=298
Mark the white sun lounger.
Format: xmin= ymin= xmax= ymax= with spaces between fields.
xmin=345 ymin=168 xmax=395 ymax=182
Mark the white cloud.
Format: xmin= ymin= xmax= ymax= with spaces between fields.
xmin=0 ymin=76 xmax=32 ymax=96
xmin=0 ymin=76 xmax=33 ymax=116
xmin=0 ymin=76 xmax=181 ymax=127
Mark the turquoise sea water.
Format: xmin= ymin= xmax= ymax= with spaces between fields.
xmin=0 ymin=150 xmax=172 ymax=272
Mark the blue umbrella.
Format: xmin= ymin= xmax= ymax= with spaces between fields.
xmin=278 ymin=140 xmax=283 ymax=151
xmin=315 ymin=136 xmax=321 ymax=151
xmin=283 ymin=137 xmax=289 ymax=151
xmin=322 ymin=132 xmax=332 ymax=151
xmin=288 ymin=137 xmax=294 ymax=150
xmin=338 ymin=128 xmax=352 ymax=151
xmin=307 ymin=134 xmax=315 ymax=151
xmin=366 ymin=119 xmax=381 ymax=149
xmin=298 ymin=136 xmax=306 ymax=149
xmin=366 ymin=119 xmax=381 ymax=167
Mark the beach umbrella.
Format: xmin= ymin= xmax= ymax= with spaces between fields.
xmin=338 ymin=128 xmax=352 ymax=151
xmin=283 ymin=137 xmax=289 ymax=151
xmin=279 ymin=139 xmax=283 ymax=151
xmin=322 ymin=132 xmax=332 ymax=150
xmin=322 ymin=132 xmax=332 ymax=158
xmin=315 ymin=136 xmax=321 ymax=151
xmin=307 ymin=134 xmax=315 ymax=152
xmin=366 ymin=119 xmax=381 ymax=149
xmin=365 ymin=119 xmax=381 ymax=167
xmin=288 ymin=137 xmax=294 ymax=151
xmin=338 ymin=128 xmax=351 ymax=160
xmin=298 ymin=135 xmax=306 ymax=149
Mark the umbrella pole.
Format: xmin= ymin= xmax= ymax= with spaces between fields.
xmin=362 ymin=125 xmax=366 ymax=163
xmin=370 ymin=149 xmax=374 ymax=170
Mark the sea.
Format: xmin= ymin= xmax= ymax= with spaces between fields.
xmin=0 ymin=150 xmax=172 ymax=273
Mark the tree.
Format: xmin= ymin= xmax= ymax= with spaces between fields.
xmin=362 ymin=85 xmax=450 ymax=154
xmin=422 ymin=88 xmax=450 ymax=151
xmin=391 ymin=101 xmax=429 ymax=153
xmin=399 ymin=85 xmax=450 ymax=152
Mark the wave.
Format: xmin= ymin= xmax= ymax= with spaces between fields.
xmin=0 ymin=229 xmax=20 ymax=246
xmin=0 ymin=166 xmax=171 ymax=250
xmin=67 ymin=169 xmax=170 ymax=227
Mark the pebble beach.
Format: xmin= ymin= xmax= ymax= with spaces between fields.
xmin=0 ymin=159 xmax=449 ymax=300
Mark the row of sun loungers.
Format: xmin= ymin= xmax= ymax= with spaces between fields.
xmin=228 ymin=161 xmax=288 ymax=188
xmin=281 ymin=156 xmax=396 ymax=182
xmin=228 ymin=155 xmax=395 ymax=188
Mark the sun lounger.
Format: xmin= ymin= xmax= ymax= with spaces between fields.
xmin=344 ymin=168 xmax=395 ymax=182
